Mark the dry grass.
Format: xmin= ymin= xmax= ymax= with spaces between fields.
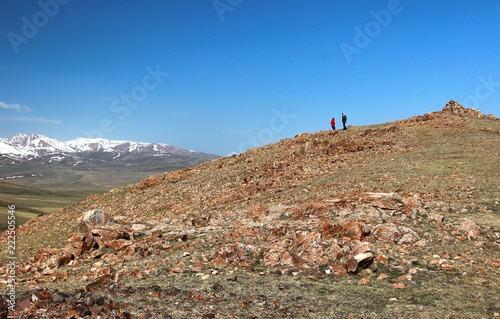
xmin=1 ymin=106 xmax=499 ymax=318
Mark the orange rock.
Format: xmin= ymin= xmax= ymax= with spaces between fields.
xmin=263 ymin=249 xmax=294 ymax=267
xmin=399 ymin=274 xmax=412 ymax=281
xmin=375 ymin=254 xmax=388 ymax=265
xmin=458 ymin=219 xmax=480 ymax=237
xmin=357 ymin=278 xmax=370 ymax=285
xmin=392 ymin=282 xmax=405 ymax=289
xmin=329 ymin=264 xmax=348 ymax=275
xmin=91 ymin=225 xmax=130 ymax=248
xmin=341 ymin=221 xmax=365 ymax=240
xmin=67 ymin=233 xmax=85 ymax=243
xmin=211 ymin=244 xmax=249 ymax=267
xmin=85 ymin=274 xmax=112 ymax=292
xmin=441 ymin=264 xmax=454 ymax=271
xmin=57 ymin=250 xmax=75 ymax=267
xmin=373 ymin=224 xmax=402 ymax=243
xmin=109 ymin=239 xmax=133 ymax=251
xmin=377 ymin=274 xmax=388 ymax=280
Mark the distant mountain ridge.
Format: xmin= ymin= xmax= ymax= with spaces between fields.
xmin=0 ymin=133 xmax=205 ymax=159
xmin=0 ymin=133 xmax=219 ymax=183
xmin=0 ymin=133 xmax=219 ymax=224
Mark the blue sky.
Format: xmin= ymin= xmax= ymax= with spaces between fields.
xmin=1 ymin=1 xmax=499 ymax=156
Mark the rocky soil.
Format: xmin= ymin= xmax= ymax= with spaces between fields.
xmin=1 ymin=101 xmax=499 ymax=318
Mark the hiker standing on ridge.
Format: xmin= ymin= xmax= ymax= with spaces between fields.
xmin=331 ymin=117 xmax=336 ymax=130
xmin=342 ymin=112 xmax=347 ymax=130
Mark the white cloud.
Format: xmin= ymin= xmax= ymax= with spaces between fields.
xmin=0 ymin=116 xmax=61 ymax=125
xmin=0 ymin=101 xmax=32 ymax=113
xmin=0 ymin=101 xmax=60 ymax=125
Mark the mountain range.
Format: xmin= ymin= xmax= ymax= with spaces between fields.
xmin=0 ymin=134 xmax=219 ymax=220
xmin=0 ymin=133 xmax=219 ymax=178
xmin=0 ymin=133 xmax=215 ymax=161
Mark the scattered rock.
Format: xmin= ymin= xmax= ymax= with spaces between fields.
xmin=392 ymin=282 xmax=406 ymax=289
xmin=339 ymin=221 xmax=367 ymax=240
xmin=263 ymin=249 xmax=294 ymax=268
xmin=358 ymin=278 xmax=370 ymax=285
xmin=91 ymin=224 xmax=131 ymax=248
xmin=372 ymin=224 xmax=402 ymax=243
xmin=428 ymin=212 xmax=445 ymax=223
xmin=85 ymin=274 xmax=113 ymax=292
xmin=413 ymin=239 xmax=429 ymax=248
xmin=131 ymin=223 xmax=147 ymax=232
xmin=377 ymin=274 xmax=388 ymax=280
xmin=78 ymin=209 xmax=112 ymax=233
xmin=442 ymin=100 xmax=488 ymax=118
xmin=398 ymin=233 xmax=420 ymax=245
xmin=2 ymin=100 xmax=499 ymax=318
xmin=458 ymin=219 xmax=480 ymax=237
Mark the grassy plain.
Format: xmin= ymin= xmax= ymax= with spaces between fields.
xmin=0 ymin=165 xmax=175 ymax=232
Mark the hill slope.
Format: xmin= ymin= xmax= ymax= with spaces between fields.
xmin=1 ymin=101 xmax=499 ymax=318
xmin=0 ymin=134 xmax=219 ymax=231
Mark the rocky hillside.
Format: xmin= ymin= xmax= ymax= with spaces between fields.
xmin=1 ymin=101 xmax=499 ymax=318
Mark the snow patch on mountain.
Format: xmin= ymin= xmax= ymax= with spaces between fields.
xmin=0 ymin=133 xmax=204 ymax=159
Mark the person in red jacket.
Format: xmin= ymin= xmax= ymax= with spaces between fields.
xmin=330 ymin=117 xmax=336 ymax=130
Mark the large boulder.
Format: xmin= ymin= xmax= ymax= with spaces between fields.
xmin=77 ymin=209 xmax=132 ymax=250
xmin=346 ymin=242 xmax=375 ymax=273
xmin=78 ymin=209 xmax=113 ymax=234
xmin=372 ymin=224 xmax=402 ymax=243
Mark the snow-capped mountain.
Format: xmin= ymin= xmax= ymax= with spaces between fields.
xmin=64 ymin=137 xmax=195 ymax=155
xmin=0 ymin=133 xmax=75 ymax=157
xmin=0 ymin=133 xmax=217 ymax=164
xmin=0 ymin=134 xmax=218 ymax=199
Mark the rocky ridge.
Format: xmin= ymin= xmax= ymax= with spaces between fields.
xmin=1 ymin=192 xmax=491 ymax=317
xmin=1 ymin=101 xmax=499 ymax=318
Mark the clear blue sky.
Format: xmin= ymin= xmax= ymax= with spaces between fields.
xmin=1 ymin=1 xmax=499 ymax=156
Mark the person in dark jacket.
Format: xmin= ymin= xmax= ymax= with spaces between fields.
xmin=342 ymin=112 xmax=347 ymax=130
xmin=330 ymin=117 xmax=336 ymax=130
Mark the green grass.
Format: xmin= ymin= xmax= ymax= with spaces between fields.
xmin=0 ymin=165 xmax=174 ymax=232
xmin=3 ymin=114 xmax=500 ymax=318
xmin=0 ymin=181 xmax=103 ymax=231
